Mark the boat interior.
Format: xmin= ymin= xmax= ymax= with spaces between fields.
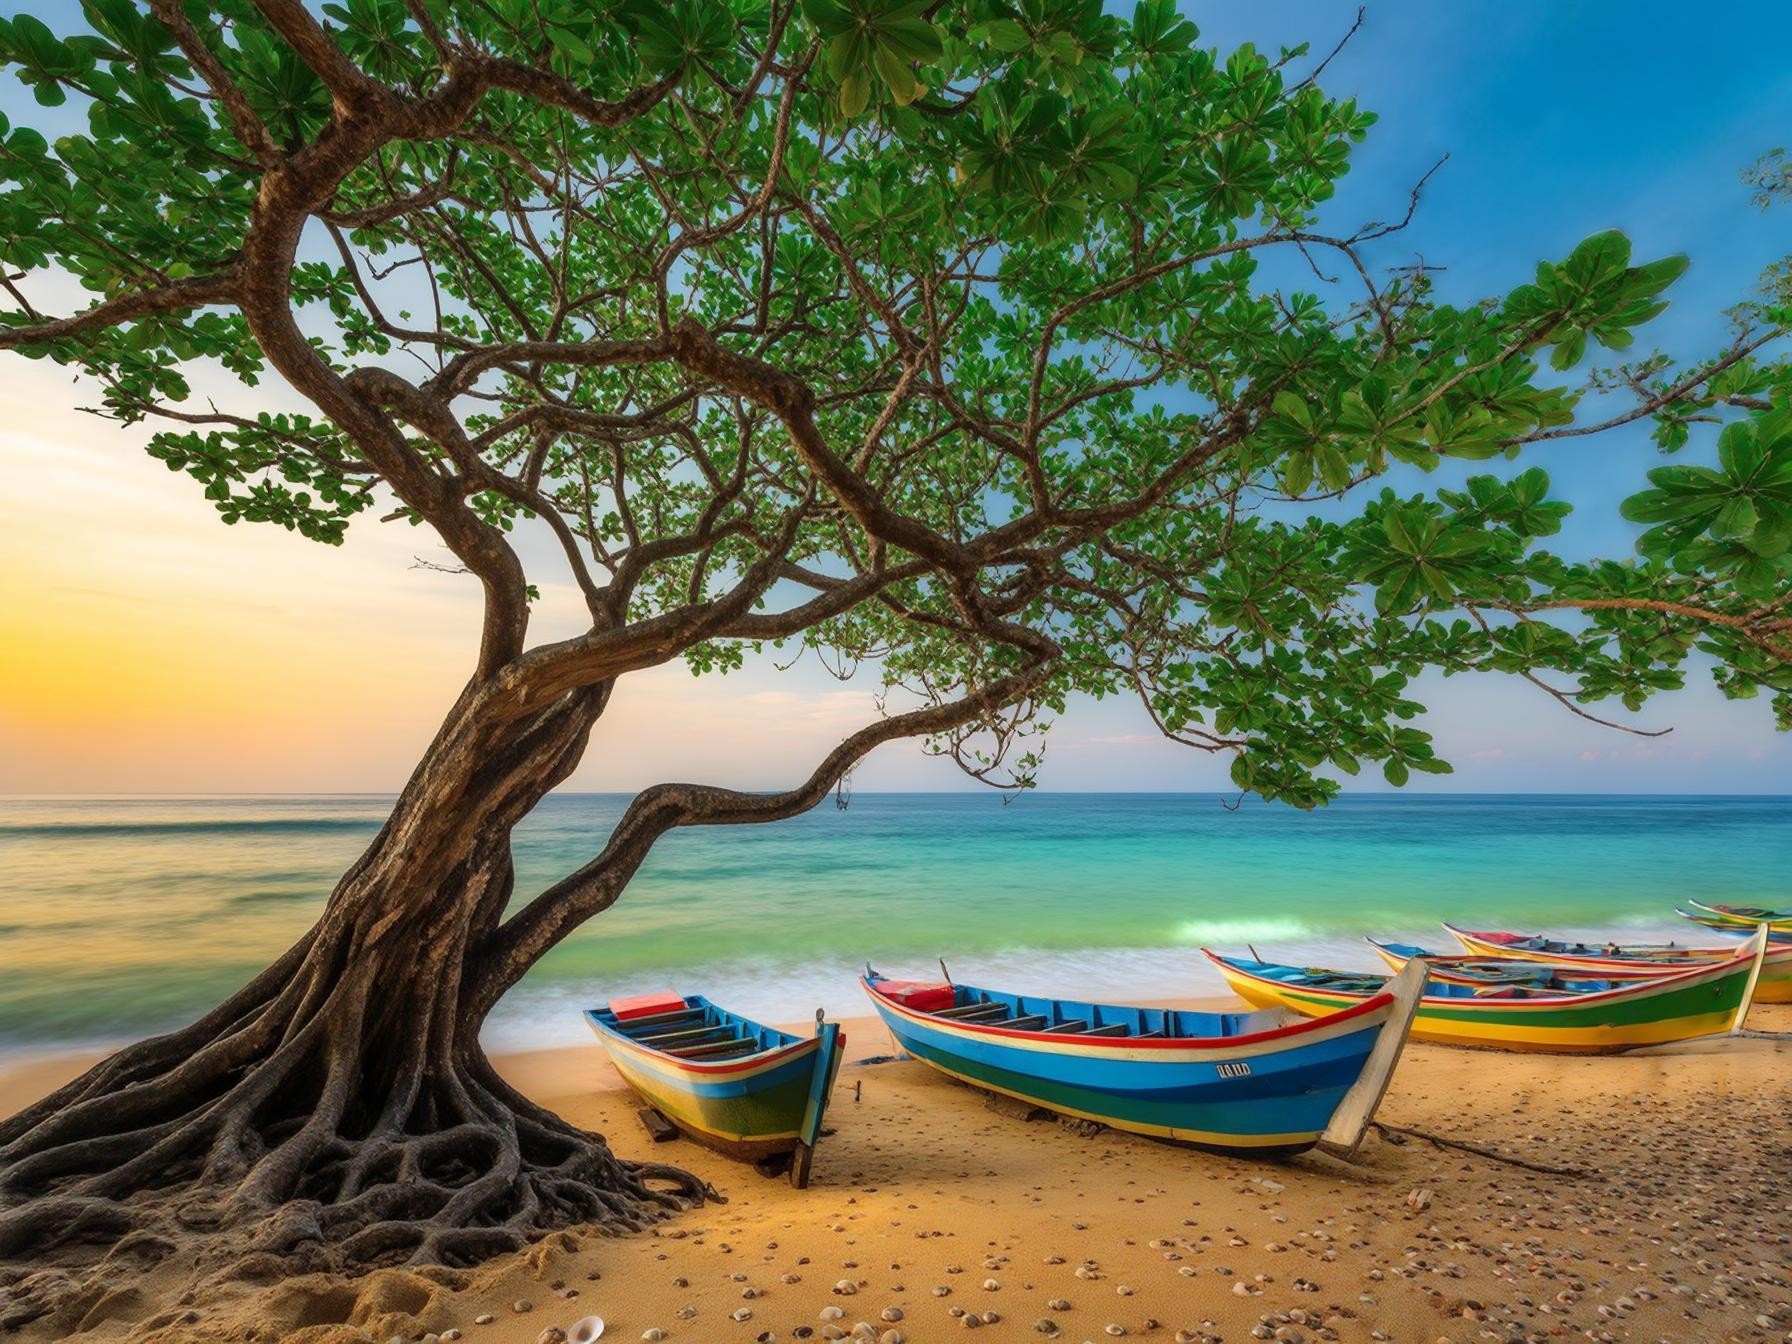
xmin=1464 ymin=929 xmax=1699 ymax=962
xmin=1225 ymin=955 xmax=1624 ymax=1000
xmin=1375 ymin=940 xmax=1556 ymax=980
xmin=877 ymin=978 xmax=1290 ymax=1041
xmin=587 ymin=995 xmax=797 ymax=1063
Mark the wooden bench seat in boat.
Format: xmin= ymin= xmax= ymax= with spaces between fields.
xmin=630 ymin=1032 xmax=720 ymax=1053
xmin=948 ymin=1005 xmax=1011 ymax=1023
xmin=618 ymin=1010 xmax=708 ymax=1033
xmin=1004 ymin=1015 xmax=1049 ymax=1031
xmin=668 ymin=1035 xmax=756 ymax=1057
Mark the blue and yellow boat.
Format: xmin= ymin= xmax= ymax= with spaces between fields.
xmin=861 ymin=967 xmax=1422 ymax=1157
xmin=585 ymin=992 xmax=845 ymax=1187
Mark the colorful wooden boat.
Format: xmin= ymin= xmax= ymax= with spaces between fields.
xmin=861 ymin=963 xmax=1425 ymax=1158
xmin=1443 ymin=923 xmax=1792 ymax=1004
xmin=585 ymin=992 xmax=845 ymax=1187
xmin=1365 ymin=938 xmax=1621 ymax=990
xmin=1205 ymin=932 xmax=1770 ymax=1054
xmin=1676 ymin=900 xmax=1792 ymax=935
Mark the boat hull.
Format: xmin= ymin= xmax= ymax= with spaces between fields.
xmin=1209 ymin=951 xmax=1756 ymax=1054
xmin=864 ymin=979 xmax=1397 ymax=1155
xmin=1677 ymin=900 xmax=1792 ymax=935
xmin=586 ymin=1006 xmax=844 ymax=1163
xmin=1444 ymin=925 xmax=1792 ymax=1005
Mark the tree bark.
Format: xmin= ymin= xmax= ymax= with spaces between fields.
xmin=0 ymin=679 xmax=708 ymax=1327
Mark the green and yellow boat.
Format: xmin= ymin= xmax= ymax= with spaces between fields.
xmin=1676 ymin=900 xmax=1792 ymax=936
xmin=1205 ymin=933 xmax=1769 ymax=1054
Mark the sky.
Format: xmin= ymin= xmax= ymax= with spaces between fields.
xmin=2 ymin=2 xmax=1791 ymax=795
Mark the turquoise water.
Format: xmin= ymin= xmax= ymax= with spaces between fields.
xmin=1 ymin=793 xmax=1786 ymax=1054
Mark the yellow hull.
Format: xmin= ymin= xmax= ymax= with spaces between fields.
xmin=1216 ymin=963 xmax=1746 ymax=1055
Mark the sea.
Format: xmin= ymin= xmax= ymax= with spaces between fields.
xmin=1 ymin=793 xmax=1786 ymax=1058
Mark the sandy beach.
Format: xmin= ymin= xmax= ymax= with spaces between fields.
xmin=2 ymin=1001 xmax=1788 ymax=1344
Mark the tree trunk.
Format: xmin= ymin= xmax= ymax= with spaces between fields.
xmin=0 ymin=682 xmax=709 ymax=1327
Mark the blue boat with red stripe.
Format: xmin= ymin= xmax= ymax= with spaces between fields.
xmin=861 ymin=963 xmax=1425 ymax=1157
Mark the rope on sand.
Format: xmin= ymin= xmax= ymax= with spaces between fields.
xmin=1369 ymin=1121 xmax=1595 ymax=1178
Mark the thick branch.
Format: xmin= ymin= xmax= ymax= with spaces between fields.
xmin=473 ymin=665 xmax=1048 ymax=1010
xmin=0 ymin=272 xmax=238 ymax=350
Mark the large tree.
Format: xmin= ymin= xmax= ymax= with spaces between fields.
xmin=1 ymin=0 xmax=1789 ymax=1315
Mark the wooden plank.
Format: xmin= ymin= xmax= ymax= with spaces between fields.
xmin=1731 ymin=924 xmax=1773 ymax=1034
xmin=935 ymin=1002 xmax=993 ymax=1018
xmin=984 ymin=1092 xmax=1051 ymax=1122
xmin=1319 ymin=957 xmax=1428 ymax=1159
xmin=940 ymin=1004 xmax=1008 ymax=1021
xmin=634 ymin=1024 xmax=725 ymax=1046
xmin=789 ymin=1140 xmax=815 ymax=1189
xmin=615 ymin=1008 xmax=705 ymax=1031
xmin=1083 ymin=1023 xmax=1130 ymax=1037
xmin=668 ymin=1035 xmax=755 ymax=1057
xmin=637 ymin=1108 xmax=680 ymax=1143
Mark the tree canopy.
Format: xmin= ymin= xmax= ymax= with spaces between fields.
xmin=1 ymin=0 xmax=1789 ymax=811
xmin=4 ymin=0 xmax=1792 ymax=1316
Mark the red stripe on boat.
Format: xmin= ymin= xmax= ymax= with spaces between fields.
xmin=864 ymin=978 xmax=1393 ymax=1048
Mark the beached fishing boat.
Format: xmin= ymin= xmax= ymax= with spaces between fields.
xmin=1365 ymin=938 xmax=1622 ymax=989
xmin=585 ymin=992 xmax=845 ymax=1187
xmin=1206 ymin=932 xmax=1770 ymax=1054
xmin=1443 ymin=923 xmax=1792 ymax=1004
xmin=860 ymin=963 xmax=1426 ymax=1158
xmin=1676 ymin=899 xmax=1792 ymax=935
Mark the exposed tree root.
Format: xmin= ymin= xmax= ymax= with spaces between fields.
xmin=0 ymin=862 xmax=714 ymax=1332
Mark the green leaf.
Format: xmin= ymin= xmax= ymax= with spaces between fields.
xmin=1712 ymin=494 xmax=1759 ymax=539
xmin=977 ymin=18 xmax=1031 ymax=52
xmin=839 ymin=69 xmax=871 ymax=116
xmin=545 ymin=26 xmax=594 ymax=64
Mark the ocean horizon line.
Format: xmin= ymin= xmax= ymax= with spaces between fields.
xmin=4 ymin=788 xmax=1791 ymax=801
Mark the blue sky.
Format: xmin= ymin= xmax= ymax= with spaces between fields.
xmin=2 ymin=2 xmax=1789 ymax=795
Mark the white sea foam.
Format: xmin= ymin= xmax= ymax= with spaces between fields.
xmin=481 ymin=935 xmax=1408 ymax=1052
xmin=1170 ymin=915 xmax=1316 ymax=944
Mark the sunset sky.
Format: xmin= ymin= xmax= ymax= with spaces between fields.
xmin=2 ymin=1 xmax=1790 ymax=795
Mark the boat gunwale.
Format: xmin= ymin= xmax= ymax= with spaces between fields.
xmin=861 ymin=974 xmax=1395 ymax=1050
xmin=1441 ymin=922 xmax=1757 ymax=966
xmin=584 ymin=998 xmax=821 ymax=1076
xmin=1203 ymin=944 xmax=1758 ymax=1011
